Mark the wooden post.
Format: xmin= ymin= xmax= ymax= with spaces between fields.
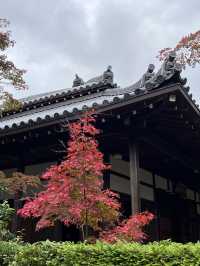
xmin=129 ymin=139 xmax=140 ymax=214
xmin=103 ymin=153 xmax=110 ymax=189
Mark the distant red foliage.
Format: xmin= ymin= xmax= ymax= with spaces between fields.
xmin=158 ymin=30 xmax=200 ymax=69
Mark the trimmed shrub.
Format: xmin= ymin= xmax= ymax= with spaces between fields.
xmin=2 ymin=240 xmax=200 ymax=265
xmin=0 ymin=241 xmax=20 ymax=266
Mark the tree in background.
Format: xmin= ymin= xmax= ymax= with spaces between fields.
xmin=0 ymin=18 xmax=26 ymax=112
xmin=0 ymin=171 xmax=42 ymax=197
xmin=0 ymin=183 xmax=15 ymax=241
xmin=0 ymin=201 xmax=15 ymax=241
xmin=158 ymin=30 xmax=200 ymax=69
xmin=0 ymin=19 xmax=30 ymax=237
xmin=0 ymin=171 xmax=42 ymax=240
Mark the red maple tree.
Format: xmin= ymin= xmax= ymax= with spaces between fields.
xmin=18 ymin=112 xmax=154 ymax=242
xmin=18 ymin=112 xmax=120 ymax=240
xmin=158 ymin=30 xmax=200 ymax=69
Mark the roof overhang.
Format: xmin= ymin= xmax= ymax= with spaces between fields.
xmin=0 ymin=83 xmax=199 ymax=136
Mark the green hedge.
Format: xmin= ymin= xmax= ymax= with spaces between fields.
xmin=2 ymin=240 xmax=200 ymax=265
xmin=0 ymin=241 xmax=20 ymax=266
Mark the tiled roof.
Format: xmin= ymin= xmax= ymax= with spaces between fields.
xmin=0 ymin=84 xmax=138 ymax=131
xmin=0 ymin=54 xmax=197 ymax=132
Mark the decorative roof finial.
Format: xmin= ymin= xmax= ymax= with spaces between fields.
xmin=103 ymin=65 xmax=113 ymax=84
xmin=139 ymin=64 xmax=155 ymax=88
xmin=72 ymin=74 xmax=84 ymax=87
xmin=145 ymin=51 xmax=182 ymax=90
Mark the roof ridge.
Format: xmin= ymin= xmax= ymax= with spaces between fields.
xmin=20 ymin=87 xmax=72 ymax=102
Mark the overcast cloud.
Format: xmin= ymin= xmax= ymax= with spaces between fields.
xmin=1 ymin=0 xmax=200 ymax=101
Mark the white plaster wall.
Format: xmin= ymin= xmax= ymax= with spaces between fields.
xmin=110 ymin=174 xmax=154 ymax=201
xmin=197 ymin=204 xmax=200 ymax=215
xmin=139 ymin=168 xmax=153 ymax=185
xmin=110 ymin=174 xmax=131 ymax=195
xmin=186 ymin=188 xmax=195 ymax=200
xmin=110 ymin=155 xmax=130 ymax=177
xmin=110 ymin=155 xmax=154 ymax=200
xmin=155 ymin=175 xmax=167 ymax=190
xmin=140 ymin=184 xmax=154 ymax=201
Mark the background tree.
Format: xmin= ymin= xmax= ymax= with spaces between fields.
xmin=0 ymin=171 xmax=42 ymax=239
xmin=0 ymin=18 xmax=26 ymax=112
xmin=0 ymin=183 xmax=15 ymax=241
xmin=0 ymin=201 xmax=15 ymax=241
xmin=158 ymin=30 xmax=200 ymax=69
xmin=0 ymin=171 xmax=42 ymax=197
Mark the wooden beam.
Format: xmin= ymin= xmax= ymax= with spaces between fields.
xmin=140 ymin=132 xmax=199 ymax=172
xmin=129 ymin=139 xmax=140 ymax=214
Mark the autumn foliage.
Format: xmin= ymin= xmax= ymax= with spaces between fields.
xmin=18 ymin=113 xmax=120 ymax=240
xmin=0 ymin=18 xmax=26 ymax=90
xmin=0 ymin=171 xmax=41 ymax=196
xmin=18 ymin=112 xmax=154 ymax=242
xmin=0 ymin=18 xmax=27 ymax=115
xmin=158 ymin=30 xmax=200 ymax=69
xmin=100 ymin=211 xmax=154 ymax=243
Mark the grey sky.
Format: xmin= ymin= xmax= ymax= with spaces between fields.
xmin=1 ymin=0 xmax=200 ymax=101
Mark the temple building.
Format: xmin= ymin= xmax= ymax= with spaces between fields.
xmin=0 ymin=53 xmax=200 ymax=242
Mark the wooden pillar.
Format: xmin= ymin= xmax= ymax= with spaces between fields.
xmin=103 ymin=153 xmax=110 ymax=189
xmin=153 ymin=173 xmax=160 ymax=240
xmin=129 ymin=139 xmax=140 ymax=214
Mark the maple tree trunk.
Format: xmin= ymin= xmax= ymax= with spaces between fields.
xmin=83 ymin=174 xmax=89 ymax=241
xmin=80 ymin=225 xmax=85 ymax=242
xmin=80 ymin=224 xmax=89 ymax=242
xmin=85 ymin=212 xmax=89 ymax=240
